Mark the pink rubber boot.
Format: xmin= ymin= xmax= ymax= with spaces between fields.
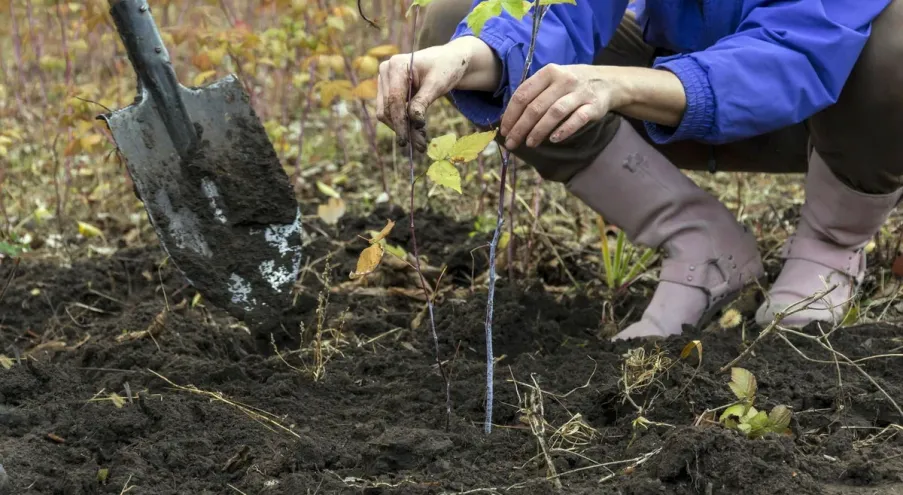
xmin=755 ymin=150 xmax=903 ymax=327
xmin=566 ymin=120 xmax=764 ymax=340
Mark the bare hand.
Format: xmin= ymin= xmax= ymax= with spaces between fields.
xmin=377 ymin=45 xmax=471 ymax=152
xmin=377 ymin=37 xmax=502 ymax=153
xmin=500 ymin=64 xmax=626 ymax=150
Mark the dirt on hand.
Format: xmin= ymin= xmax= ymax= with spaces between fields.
xmin=1 ymin=206 xmax=902 ymax=495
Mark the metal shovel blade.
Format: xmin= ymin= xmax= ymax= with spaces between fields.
xmin=99 ymin=0 xmax=304 ymax=331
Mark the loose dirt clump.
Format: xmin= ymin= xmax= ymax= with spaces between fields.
xmin=1 ymin=209 xmax=902 ymax=495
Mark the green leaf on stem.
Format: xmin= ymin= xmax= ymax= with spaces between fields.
xmin=466 ymin=0 xmax=503 ymax=37
xmin=450 ymin=129 xmax=498 ymax=162
xmin=427 ymin=160 xmax=462 ymax=193
xmin=501 ymin=0 xmax=533 ymax=19
xmin=427 ymin=133 xmax=457 ymax=161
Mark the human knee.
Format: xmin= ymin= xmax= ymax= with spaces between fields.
xmin=415 ymin=0 xmax=473 ymax=50
xmin=808 ymin=0 xmax=903 ymax=195
xmin=825 ymin=158 xmax=903 ymax=195
xmin=851 ymin=0 xmax=903 ymax=106
xmin=512 ymin=113 xmax=623 ymax=183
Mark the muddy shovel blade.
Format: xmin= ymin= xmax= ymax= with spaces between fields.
xmin=99 ymin=0 xmax=304 ymax=331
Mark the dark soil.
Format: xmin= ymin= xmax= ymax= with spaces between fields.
xmin=2 ymin=207 xmax=903 ymax=495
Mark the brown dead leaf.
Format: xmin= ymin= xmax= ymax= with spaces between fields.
xmin=388 ymin=287 xmax=428 ymax=301
xmin=893 ymin=254 xmax=903 ymax=277
xmin=370 ymin=219 xmax=396 ymax=244
xmin=350 ymin=243 xmax=385 ymax=280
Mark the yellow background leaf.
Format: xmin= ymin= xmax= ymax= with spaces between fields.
xmin=367 ymin=44 xmax=399 ymax=58
xmin=80 ymin=133 xmax=104 ymax=150
xmin=77 ymin=221 xmax=104 ymax=238
xmin=317 ymin=79 xmax=353 ymax=106
xmin=193 ymin=70 xmax=217 ymax=86
xmin=317 ymin=197 xmax=346 ymax=225
xmin=352 ymin=55 xmax=379 ymax=77
xmin=427 ymin=160 xmax=462 ymax=194
xmin=498 ymin=231 xmax=511 ymax=250
xmin=352 ymin=79 xmax=378 ymax=100
xmin=316 ymin=181 xmax=341 ymax=199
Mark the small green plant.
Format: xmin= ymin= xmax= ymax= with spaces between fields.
xmin=719 ymin=367 xmax=792 ymax=439
xmin=597 ymin=216 xmax=657 ymax=291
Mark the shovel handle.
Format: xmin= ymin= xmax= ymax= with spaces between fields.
xmin=108 ymin=0 xmax=198 ymax=159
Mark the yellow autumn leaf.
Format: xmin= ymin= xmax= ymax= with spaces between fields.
xmin=367 ymin=44 xmax=400 ymax=58
xmin=317 ymin=197 xmax=346 ymax=225
xmin=0 ymin=355 xmax=13 ymax=369
xmin=350 ymin=242 xmax=385 ymax=280
xmin=317 ymin=79 xmax=353 ymax=106
xmin=427 ymin=160 xmax=462 ymax=194
xmin=498 ymin=231 xmax=510 ymax=250
xmin=352 ymin=55 xmax=379 ymax=77
xmin=80 ymin=133 xmax=104 ymax=150
xmin=352 ymin=79 xmax=378 ymax=100
xmin=370 ymin=219 xmax=396 ymax=244
xmin=427 ymin=133 xmax=457 ymax=161
xmin=326 ymin=16 xmax=345 ymax=32
xmin=327 ymin=54 xmax=345 ymax=72
xmin=450 ymin=129 xmax=498 ymax=162
xmin=77 ymin=221 xmax=104 ymax=239
xmin=193 ymin=70 xmax=217 ymax=86
xmin=680 ymin=340 xmax=703 ymax=361
xmin=207 ymin=46 xmax=227 ymax=66
xmin=316 ymin=181 xmax=341 ymax=199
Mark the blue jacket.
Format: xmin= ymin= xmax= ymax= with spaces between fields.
xmin=447 ymin=0 xmax=889 ymax=145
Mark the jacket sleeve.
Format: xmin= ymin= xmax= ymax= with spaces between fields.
xmin=645 ymin=0 xmax=887 ymax=145
xmin=446 ymin=0 xmax=629 ymax=127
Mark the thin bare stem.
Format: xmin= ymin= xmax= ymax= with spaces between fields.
xmin=406 ymin=7 xmax=452 ymax=431
xmin=775 ymin=327 xmax=903 ymax=420
xmin=483 ymin=3 xmax=548 ymax=434
xmin=507 ymin=157 xmax=517 ymax=281
xmin=719 ymin=284 xmax=838 ymax=373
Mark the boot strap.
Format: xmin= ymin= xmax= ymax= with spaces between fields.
xmin=658 ymin=255 xmax=746 ymax=302
xmin=780 ymin=235 xmax=865 ymax=279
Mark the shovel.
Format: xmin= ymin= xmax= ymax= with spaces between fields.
xmin=99 ymin=0 xmax=304 ymax=331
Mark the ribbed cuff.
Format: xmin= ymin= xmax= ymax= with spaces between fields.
xmin=644 ymin=56 xmax=716 ymax=144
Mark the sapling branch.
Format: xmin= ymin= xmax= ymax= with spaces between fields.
xmin=406 ymin=7 xmax=453 ymax=431
xmin=482 ymin=1 xmax=549 ymax=434
xmin=718 ymin=284 xmax=839 ymax=373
